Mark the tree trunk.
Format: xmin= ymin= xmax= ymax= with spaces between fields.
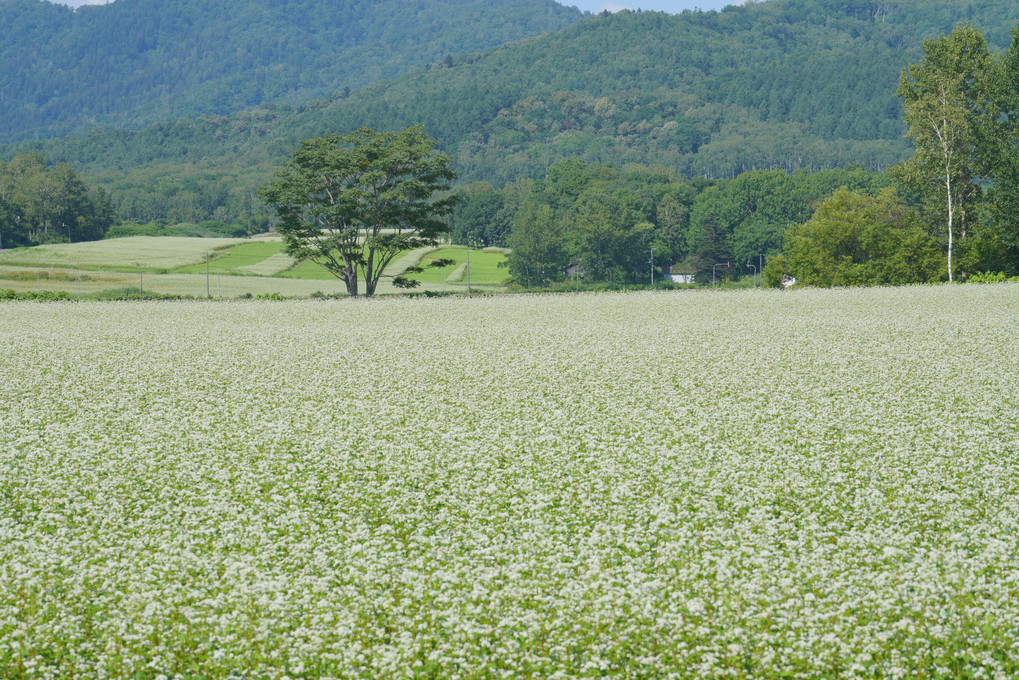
xmin=945 ymin=162 xmax=953 ymax=283
xmin=364 ymin=249 xmax=376 ymax=297
xmin=344 ymin=269 xmax=358 ymax=297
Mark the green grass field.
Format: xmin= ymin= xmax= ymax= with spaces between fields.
xmin=408 ymin=246 xmax=510 ymax=287
xmin=172 ymin=240 xmax=287 ymax=274
xmin=276 ymin=257 xmax=346 ymax=280
xmin=0 ymin=237 xmax=510 ymax=296
xmin=0 ymin=236 xmax=246 ymax=271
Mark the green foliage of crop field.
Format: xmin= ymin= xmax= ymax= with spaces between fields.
xmin=277 ymin=258 xmax=366 ymax=281
xmin=2 ymin=285 xmax=1018 ymax=677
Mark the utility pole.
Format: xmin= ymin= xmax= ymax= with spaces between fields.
xmin=712 ymin=261 xmax=730 ymax=287
xmin=649 ymin=247 xmax=655 ymax=286
xmin=206 ymin=252 xmax=211 ymax=298
xmin=466 ymin=247 xmax=471 ymax=294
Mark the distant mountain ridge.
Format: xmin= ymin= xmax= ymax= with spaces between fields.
xmin=0 ymin=0 xmax=584 ymax=141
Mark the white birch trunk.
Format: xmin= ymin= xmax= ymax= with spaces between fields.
xmin=945 ymin=162 xmax=953 ymax=283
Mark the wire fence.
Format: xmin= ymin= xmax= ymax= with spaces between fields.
xmin=0 ymin=266 xmax=351 ymax=299
xmin=0 ymin=265 xmax=498 ymax=299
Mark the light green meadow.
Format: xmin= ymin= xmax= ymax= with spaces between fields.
xmin=405 ymin=247 xmax=511 ymax=289
xmin=1 ymin=285 xmax=1018 ymax=679
xmin=0 ymin=236 xmax=247 ymax=271
xmin=0 ymin=238 xmax=509 ymax=296
xmin=172 ymin=240 xmax=289 ymax=275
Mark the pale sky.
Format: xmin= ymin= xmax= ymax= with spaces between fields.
xmin=566 ymin=0 xmax=747 ymax=12
xmin=60 ymin=0 xmax=746 ymax=11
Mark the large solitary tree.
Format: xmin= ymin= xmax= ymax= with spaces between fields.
xmin=259 ymin=124 xmax=459 ymax=297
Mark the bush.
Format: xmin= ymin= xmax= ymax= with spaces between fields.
xmin=512 ymin=279 xmax=685 ymax=294
xmin=967 ymin=271 xmax=1019 ymax=284
xmin=105 ymin=222 xmax=160 ymax=238
xmin=104 ymin=220 xmax=252 ymax=240
xmin=0 ymin=288 xmax=74 ymax=301
xmin=763 ymin=255 xmax=789 ymax=288
xmin=91 ymin=288 xmax=197 ymax=300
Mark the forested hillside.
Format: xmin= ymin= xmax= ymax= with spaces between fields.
xmin=3 ymin=0 xmax=1018 ymax=226
xmin=0 ymin=0 xmax=583 ymax=141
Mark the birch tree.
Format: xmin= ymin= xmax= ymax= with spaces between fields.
xmin=892 ymin=26 xmax=998 ymax=282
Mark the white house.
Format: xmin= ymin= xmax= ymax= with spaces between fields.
xmin=669 ymin=266 xmax=696 ymax=285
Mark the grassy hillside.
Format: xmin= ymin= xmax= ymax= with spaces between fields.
xmin=0 ymin=0 xmax=583 ymax=141
xmin=0 ymin=236 xmax=510 ymax=297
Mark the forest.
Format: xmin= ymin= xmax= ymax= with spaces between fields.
xmin=4 ymin=0 xmax=1018 ymax=229
xmin=492 ymin=22 xmax=1019 ymax=286
xmin=0 ymin=153 xmax=115 ymax=247
xmin=0 ymin=0 xmax=583 ymax=141
xmin=1 ymin=0 xmax=1017 ymax=282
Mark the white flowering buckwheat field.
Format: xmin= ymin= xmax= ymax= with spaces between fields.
xmin=2 ymin=285 xmax=1018 ymax=679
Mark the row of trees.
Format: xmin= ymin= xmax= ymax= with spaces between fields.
xmin=449 ymin=160 xmax=890 ymax=287
xmin=0 ymin=153 xmax=115 ymax=248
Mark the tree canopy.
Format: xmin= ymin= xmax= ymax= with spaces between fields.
xmin=0 ymin=0 xmax=583 ymax=141
xmin=258 ymin=125 xmax=458 ymax=297
xmin=891 ymin=23 xmax=1019 ymax=280
xmin=891 ymin=26 xmax=1000 ymax=281
xmin=777 ymin=188 xmax=941 ymax=287
xmin=0 ymin=153 xmax=114 ymax=247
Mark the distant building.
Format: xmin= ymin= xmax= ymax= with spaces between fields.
xmin=669 ymin=266 xmax=696 ymax=285
xmin=563 ymin=263 xmax=584 ymax=278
